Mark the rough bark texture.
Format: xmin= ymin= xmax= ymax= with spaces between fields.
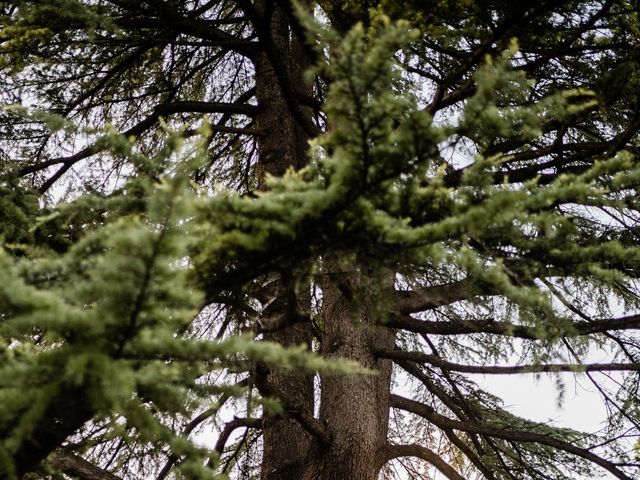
xmin=47 ymin=453 xmax=124 ymax=480
xmin=252 ymin=4 xmax=395 ymax=474
xmin=253 ymin=3 xmax=316 ymax=479
xmin=253 ymin=3 xmax=309 ymax=188
xmin=301 ymin=266 xmax=395 ymax=480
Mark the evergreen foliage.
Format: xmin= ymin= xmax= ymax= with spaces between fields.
xmin=1 ymin=1 xmax=640 ymax=479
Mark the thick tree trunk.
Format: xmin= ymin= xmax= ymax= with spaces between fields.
xmin=300 ymin=266 xmax=395 ymax=480
xmin=253 ymin=4 xmax=308 ymax=187
xmin=252 ymin=5 xmax=394 ymax=478
xmin=253 ymin=3 xmax=315 ymax=479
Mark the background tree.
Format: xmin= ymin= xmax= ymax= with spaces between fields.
xmin=1 ymin=1 xmax=640 ymax=479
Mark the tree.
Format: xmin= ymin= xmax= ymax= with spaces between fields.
xmin=1 ymin=0 xmax=640 ymax=479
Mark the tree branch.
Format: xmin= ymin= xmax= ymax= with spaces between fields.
xmin=48 ymin=453 xmax=123 ymax=480
xmin=377 ymin=348 xmax=640 ymax=374
xmin=381 ymin=443 xmax=465 ymax=480
xmin=390 ymin=394 xmax=633 ymax=480
xmin=395 ymin=359 xmax=518 ymax=479
xmin=394 ymin=279 xmax=484 ymax=314
xmin=115 ymin=2 xmax=258 ymax=58
xmin=214 ymin=417 xmax=262 ymax=453
xmin=19 ymin=98 xmax=259 ymax=192
xmin=254 ymin=365 xmax=330 ymax=445
xmin=438 ymin=427 xmax=499 ymax=480
xmin=154 ymin=101 xmax=258 ymax=117
xmin=388 ymin=313 xmax=640 ymax=340
xmin=155 ymin=380 xmax=249 ymax=480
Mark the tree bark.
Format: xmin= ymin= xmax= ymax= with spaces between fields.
xmin=251 ymin=4 xmax=396 ymax=477
xmin=47 ymin=453 xmax=124 ymax=480
xmin=299 ymin=265 xmax=395 ymax=480
xmin=252 ymin=3 xmax=315 ymax=479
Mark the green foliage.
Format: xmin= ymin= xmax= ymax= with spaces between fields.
xmin=0 ymin=125 xmax=363 ymax=478
xmin=2 ymin=1 xmax=640 ymax=479
xmin=0 ymin=178 xmax=39 ymax=247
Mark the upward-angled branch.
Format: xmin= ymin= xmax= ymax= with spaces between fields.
xmin=155 ymin=380 xmax=250 ymax=480
xmin=215 ymin=417 xmax=263 ymax=453
xmin=18 ymin=98 xmax=259 ymax=192
xmin=48 ymin=453 xmax=123 ymax=480
xmin=394 ymin=278 xmax=484 ymax=314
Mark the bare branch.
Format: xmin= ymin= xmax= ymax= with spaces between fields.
xmin=394 ymin=279 xmax=483 ymax=314
xmin=19 ymin=101 xmax=257 ymax=176
xmin=215 ymin=417 xmax=262 ymax=453
xmin=390 ymin=394 xmax=633 ymax=480
xmin=18 ymin=97 xmax=259 ymax=193
xmin=377 ymin=349 xmax=640 ymax=374
xmin=155 ymin=379 xmax=250 ymax=480
xmin=381 ymin=443 xmax=465 ymax=480
xmin=388 ymin=313 xmax=640 ymax=340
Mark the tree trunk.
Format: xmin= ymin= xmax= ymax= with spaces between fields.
xmin=253 ymin=3 xmax=315 ymax=479
xmin=253 ymin=3 xmax=309 ymax=188
xmin=253 ymin=4 xmax=394 ymax=478
xmin=300 ymin=265 xmax=395 ymax=480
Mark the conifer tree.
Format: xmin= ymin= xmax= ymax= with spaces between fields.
xmin=1 ymin=1 xmax=640 ymax=479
